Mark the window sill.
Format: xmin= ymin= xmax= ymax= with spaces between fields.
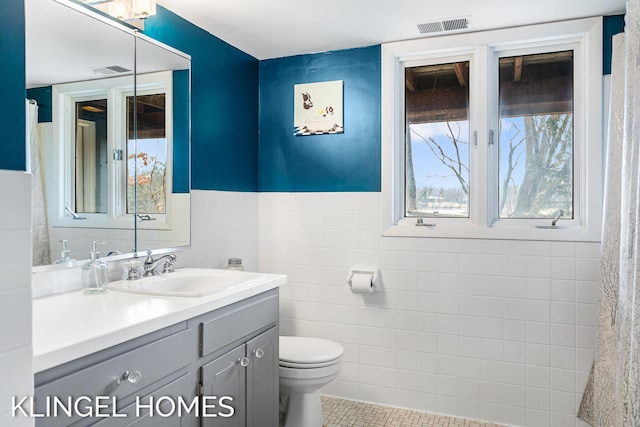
xmin=51 ymin=216 xmax=171 ymax=231
xmin=382 ymin=220 xmax=600 ymax=242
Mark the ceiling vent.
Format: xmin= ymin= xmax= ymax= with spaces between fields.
xmin=91 ymin=65 xmax=132 ymax=75
xmin=417 ymin=16 xmax=470 ymax=35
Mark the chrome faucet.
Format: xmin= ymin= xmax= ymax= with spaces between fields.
xmin=143 ymin=250 xmax=177 ymax=277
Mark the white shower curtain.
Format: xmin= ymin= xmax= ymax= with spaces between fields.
xmin=27 ymin=100 xmax=51 ymax=266
xmin=578 ymin=3 xmax=640 ymax=425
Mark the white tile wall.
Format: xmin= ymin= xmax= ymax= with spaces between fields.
xmin=137 ymin=192 xmax=191 ymax=251
xmin=47 ymin=227 xmax=133 ymax=264
xmin=29 ymin=186 xmax=599 ymax=426
xmin=178 ymin=190 xmax=258 ymax=271
xmin=47 ymin=191 xmax=190 ymax=261
xmin=0 ymin=170 xmax=34 ymax=426
xmin=258 ymin=192 xmax=599 ymax=427
xmin=32 ymin=190 xmax=259 ymax=297
xmin=32 ymin=257 xmax=137 ymax=298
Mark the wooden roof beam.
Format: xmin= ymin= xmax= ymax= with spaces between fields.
xmin=453 ymin=63 xmax=467 ymax=87
xmin=405 ymin=68 xmax=416 ymax=92
xmin=514 ymin=56 xmax=523 ymax=81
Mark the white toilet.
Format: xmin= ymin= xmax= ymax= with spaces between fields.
xmin=279 ymin=336 xmax=344 ymax=427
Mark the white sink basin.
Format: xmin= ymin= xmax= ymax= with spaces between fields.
xmin=107 ymin=268 xmax=263 ymax=297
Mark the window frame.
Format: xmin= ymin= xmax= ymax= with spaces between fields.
xmin=50 ymin=71 xmax=173 ymax=231
xmin=381 ymin=17 xmax=603 ymax=242
xmin=403 ymin=53 xmax=475 ymax=221
xmin=489 ymin=43 xmax=578 ymax=226
xmin=124 ymin=81 xmax=174 ymax=225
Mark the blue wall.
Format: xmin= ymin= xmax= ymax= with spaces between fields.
xmin=26 ymin=86 xmax=52 ymax=123
xmin=258 ymin=45 xmax=381 ymax=192
xmin=258 ymin=18 xmax=622 ymax=193
xmin=145 ymin=6 xmax=259 ymax=191
xmin=23 ymin=10 xmax=619 ymax=190
xmin=603 ymin=14 xmax=625 ymax=75
xmin=172 ymin=69 xmax=189 ymax=193
xmin=1 ymin=0 xmax=26 ymax=171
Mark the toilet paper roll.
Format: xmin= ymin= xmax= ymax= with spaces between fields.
xmin=350 ymin=273 xmax=374 ymax=293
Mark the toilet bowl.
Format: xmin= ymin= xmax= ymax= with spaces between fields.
xmin=279 ymin=336 xmax=344 ymax=427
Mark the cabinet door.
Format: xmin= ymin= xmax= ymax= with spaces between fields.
xmin=200 ymin=345 xmax=246 ymax=427
xmin=246 ymin=327 xmax=278 ymax=427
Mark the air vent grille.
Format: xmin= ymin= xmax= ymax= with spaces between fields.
xmin=106 ymin=65 xmax=131 ymax=73
xmin=443 ymin=17 xmax=469 ymax=31
xmin=417 ymin=16 xmax=470 ymax=34
xmin=417 ymin=22 xmax=444 ymax=34
xmin=91 ymin=65 xmax=132 ymax=75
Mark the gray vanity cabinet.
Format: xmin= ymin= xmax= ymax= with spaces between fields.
xmin=200 ymin=344 xmax=247 ymax=427
xmin=34 ymin=289 xmax=279 ymax=427
xmin=245 ymin=327 xmax=279 ymax=427
xmin=92 ymin=373 xmax=195 ymax=427
xmin=198 ymin=292 xmax=279 ymax=427
xmin=34 ymin=323 xmax=195 ymax=427
xmin=199 ymin=326 xmax=278 ymax=427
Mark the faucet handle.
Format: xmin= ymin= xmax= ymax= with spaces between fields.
xmin=125 ymin=259 xmax=143 ymax=280
xmin=162 ymin=259 xmax=175 ymax=274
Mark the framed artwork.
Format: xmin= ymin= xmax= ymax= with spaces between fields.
xmin=293 ymin=80 xmax=344 ymax=136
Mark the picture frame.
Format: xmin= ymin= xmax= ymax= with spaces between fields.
xmin=293 ymin=80 xmax=344 ymax=136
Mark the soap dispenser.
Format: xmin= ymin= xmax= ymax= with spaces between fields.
xmin=53 ymin=240 xmax=76 ymax=264
xmin=82 ymin=241 xmax=108 ymax=294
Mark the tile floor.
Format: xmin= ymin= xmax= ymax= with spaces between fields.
xmin=321 ymin=396 xmax=506 ymax=427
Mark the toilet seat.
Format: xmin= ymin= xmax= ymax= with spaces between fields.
xmin=279 ymin=336 xmax=344 ymax=368
xmin=279 ymin=358 xmax=340 ymax=369
xmin=279 ymin=362 xmax=342 ymax=380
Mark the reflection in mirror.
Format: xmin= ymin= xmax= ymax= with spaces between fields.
xmin=128 ymin=93 xmax=167 ymax=215
xmin=26 ymin=0 xmax=191 ymax=268
xmin=76 ymin=99 xmax=108 ymax=214
xmin=134 ymin=34 xmax=191 ymax=255
xmin=26 ymin=0 xmax=135 ymax=266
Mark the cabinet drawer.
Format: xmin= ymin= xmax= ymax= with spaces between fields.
xmin=200 ymin=294 xmax=278 ymax=357
xmin=35 ymin=329 xmax=191 ymax=426
xmin=93 ymin=373 xmax=195 ymax=427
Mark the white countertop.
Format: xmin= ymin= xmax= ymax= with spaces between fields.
xmin=33 ymin=270 xmax=286 ymax=373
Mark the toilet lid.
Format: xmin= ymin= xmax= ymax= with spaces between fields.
xmin=279 ymin=336 xmax=344 ymax=365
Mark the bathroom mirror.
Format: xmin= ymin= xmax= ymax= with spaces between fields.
xmin=26 ymin=0 xmax=191 ymax=267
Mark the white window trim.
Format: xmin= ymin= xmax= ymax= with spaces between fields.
xmin=50 ymin=71 xmax=174 ymax=231
xmin=381 ymin=17 xmax=603 ymax=242
xmin=130 ymin=75 xmax=174 ymax=232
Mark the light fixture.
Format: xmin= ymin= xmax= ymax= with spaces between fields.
xmin=81 ymin=105 xmax=105 ymax=113
xmin=81 ymin=0 xmax=156 ymax=22
xmin=131 ymin=0 xmax=156 ymax=19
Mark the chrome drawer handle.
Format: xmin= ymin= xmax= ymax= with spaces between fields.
xmin=239 ymin=357 xmax=250 ymax=367
xmin=253 ymin=348 xmax=264 ymax=358
xmin=122 ymin=369 xmax=142 ymax=384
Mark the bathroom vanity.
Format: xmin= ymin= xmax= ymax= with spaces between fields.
xmin=32 ymin=270 xmax=285 ymax=427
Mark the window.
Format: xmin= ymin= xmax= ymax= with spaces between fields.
xmin=126 ymin=93 xmax=167 ymax=215
xmin=405 ymin=61 xmax=470 ymax=218
xmin=51 ymin=71 xmax=173 ymax=230
xmin=497 ymin=51 xmax=574 ymax=220
xmin=75 ymin=99 xmax=108 ymax=214
xmin=382 ymin=18 xmax=603 ymax=241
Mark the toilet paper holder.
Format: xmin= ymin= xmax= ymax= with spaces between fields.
xmin=347 ymin=268 xmax=379 ymax=292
